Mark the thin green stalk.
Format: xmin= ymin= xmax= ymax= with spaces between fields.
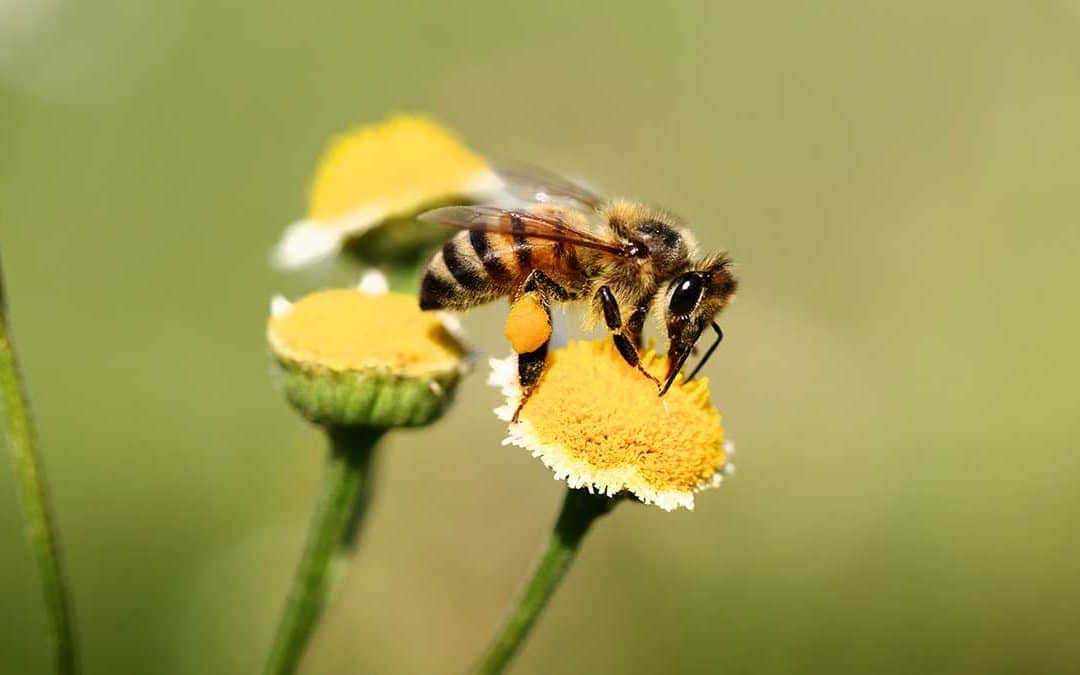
xmin=473 ymin=488 xmax=618 ymax=675
xmin=0 ymin=254 xmax=78 ymax=675
xmin=263 ymin=426 xmax=383 ymax=675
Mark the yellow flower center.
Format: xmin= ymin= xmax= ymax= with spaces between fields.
xmin=501 ymin=340 xmax=727 ymax=510
xmin=268 ymin=289 xmax=466 ymax=377
xmin=308 ymin=115 xmax=491 ymax=223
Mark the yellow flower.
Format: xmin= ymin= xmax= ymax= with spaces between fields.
xmin=268 ymin=278 xmax=469 ymax=427
xmin=274 ymin=114 xmax=502 ymax=269
xmin=489 ymin=341 xmax=734 ymax=511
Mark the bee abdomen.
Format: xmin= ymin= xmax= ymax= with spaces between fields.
xmin=468 ymin=230 xmax=514 ymax=285
xmin=419 ymin=272 xmax=459 ymax=310
xmin=419 ymin=232 xmax=515 ymax=310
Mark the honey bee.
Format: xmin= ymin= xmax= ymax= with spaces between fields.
xmin=418 ymin=166 xmax=737 ymax=419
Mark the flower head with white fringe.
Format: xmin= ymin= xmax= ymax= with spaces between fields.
xmin=274 ymin=115 xmax=501 ymax=269
xmin=267 ymin=272 xmax=470 ymax=428
xmin=489 ymin=340 xmax=734 ymax=511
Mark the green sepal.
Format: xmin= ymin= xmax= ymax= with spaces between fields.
xmin=276 ymin=362 xmax=460 ymax=428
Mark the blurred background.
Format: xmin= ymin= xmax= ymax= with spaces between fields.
xmin=3 ymin=1 xmax=1080 ymax=673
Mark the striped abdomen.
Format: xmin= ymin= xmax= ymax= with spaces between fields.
xmin=419 ymin=231 xmax=585 ymax=310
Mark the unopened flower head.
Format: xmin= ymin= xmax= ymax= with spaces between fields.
xmin=268 ymin=281 xmax=469 ymax=428
xmin=490 ymin=340 xmax=733 ymax=511
xmin=274 ymin=114 xmax=501 ymax=270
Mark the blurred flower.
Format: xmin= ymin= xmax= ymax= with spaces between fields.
xmin=489 ymin=340 xmax=733 ymax=511
xmin=267 ymin=277 xmax=469 ymax=428
xmin=273 ymin=114 xmax=501 ymax=270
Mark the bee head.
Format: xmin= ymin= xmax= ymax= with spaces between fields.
xmin=660 ymin=256 xmax=737 ymax=394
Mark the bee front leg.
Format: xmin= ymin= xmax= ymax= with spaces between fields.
xmin=508 ymin=271 xmax=565 ymax=422
xmin=597 ymin=286 xmax=661 ymax=390
xmin=625 ymin=304 xmax=649 ymax=348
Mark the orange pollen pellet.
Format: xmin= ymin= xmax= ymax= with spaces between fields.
xmin=505 ymin=295 xmax=552 ymax=353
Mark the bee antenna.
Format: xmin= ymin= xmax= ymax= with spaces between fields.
xmin=685 ymin=322 xmax=724 ymax=382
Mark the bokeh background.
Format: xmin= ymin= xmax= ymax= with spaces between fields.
xmin=3 ymin=2 xmax=1080 ymax=673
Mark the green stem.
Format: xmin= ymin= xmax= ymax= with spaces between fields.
xmin=0 ymin=254 xmax=79 ymax=675
xmin=262 ymin=426 xmax=383 ymax=675
xmin=473 ymin=488 xmax=618 ymax=675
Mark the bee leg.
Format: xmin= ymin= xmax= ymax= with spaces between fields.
xmin=521 ymin=269 xmax=570 ymax=301
xmin=513 ymin=341 xmax=548 ymax=423
xmin=597 ymin=286 xmax=661 ymax=390
xmin=625 ymin=305 xmax=649 ymax=348
xmin=510 ymin=271 xmax=565 ymax=422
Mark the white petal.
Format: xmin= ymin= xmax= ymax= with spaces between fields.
xmin=270 ymin=294 xmax=293 ymax=318
xmin=436 ymin=312 xmax=468 ymax=342
xmin=272 ymin=221 xmax=344 ymax=269
xmin=357 ymin=270 xmax=390 ymax=295
xmin=464 ymin=168 xmax=506 ymax=200
xmin=487 ymin=353 xmax=520 ymax=398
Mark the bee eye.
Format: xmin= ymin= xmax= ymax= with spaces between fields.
xmin=668 ymin=274 xmax=704 ymax=315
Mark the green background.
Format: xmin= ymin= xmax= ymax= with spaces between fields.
xmin=3 ymin=2 xmax=1079 ymax=673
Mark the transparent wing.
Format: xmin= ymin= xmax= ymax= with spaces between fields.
xmin=493 ymin=164 xmax=606 ymax=211
xmin=419 ymin=205 xmax=628 ymax=257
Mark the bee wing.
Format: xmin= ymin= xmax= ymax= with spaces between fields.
xmin=493 ymin=164 xmax=606 ymax=211
xmin=419 ymin=205 xmax=629 ymax=257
